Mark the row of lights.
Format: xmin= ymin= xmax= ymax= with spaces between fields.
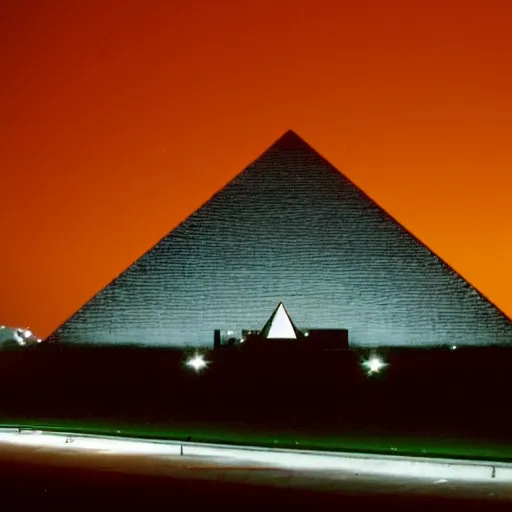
xmin=185 ymin=353 xmax=388 ymax=375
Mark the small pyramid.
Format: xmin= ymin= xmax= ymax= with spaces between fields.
xmin=260 ymin=302 xmax=302 ymax=339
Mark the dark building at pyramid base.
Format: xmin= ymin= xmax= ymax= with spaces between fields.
xmin=47 ymin=131 xmax=512 ymax=348
xmin=213 ymin=302 xmax=350 ymax=352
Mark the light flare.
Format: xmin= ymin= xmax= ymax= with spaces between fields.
xmin=363 ymin=357 xmax=386 ymax=374
xmin=186 ymin=354 xmax=208 ymax=372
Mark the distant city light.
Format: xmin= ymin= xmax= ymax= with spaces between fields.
xmin=0 ymin=326 xmax=40 ymax=347
xmin=451 ymin=345 xmax=457 ymax=350
xmin=186 ymin=354 xmax=208 ymax=372
xmin=363 ymin=357 xmax=386 ymax=374
xmin=12 ymin=330 xmax=26 ymax=345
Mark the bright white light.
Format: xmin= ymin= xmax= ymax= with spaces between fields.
xmin=0 ymin=430 xmax=177 ymax=456
xmin=186 ymin=354 xmax=208 ymax=372
xmin=0 ymin=429 xmax=511 ymax=482
xmin=23 ymin=329 xmax=32 ymax=339
xmin=451 ymin=345 xmax=457 ymax=350
xmin=363 ymin=357 xmax=386 ymax=374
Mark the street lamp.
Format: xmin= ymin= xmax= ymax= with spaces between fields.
xmin=186 ymin=354 xmax=208 ymax=372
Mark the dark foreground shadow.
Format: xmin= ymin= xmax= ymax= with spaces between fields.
xmin=0 ymin=458 xmax=510 ymax=511
xmin=2 ymin=345 xmax=512 ymax=460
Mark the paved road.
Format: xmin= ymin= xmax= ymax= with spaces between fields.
xmin=0 ymin=438 xmax=511 ymax=509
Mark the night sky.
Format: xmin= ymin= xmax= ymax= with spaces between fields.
xmin=1 ymin=0 xmax=512 ymax=338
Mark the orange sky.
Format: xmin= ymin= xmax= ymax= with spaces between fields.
xmin=1 ymin=0 xmax=512 ymax=338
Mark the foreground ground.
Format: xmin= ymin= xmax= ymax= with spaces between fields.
xmin=1 ymin=345 xmax=512 ymax=461
xmin=1 ymin=436 xmax=511 ymax=510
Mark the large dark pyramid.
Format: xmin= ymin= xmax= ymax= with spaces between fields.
xmin=48 ymin=130 xmax=512 ymax=347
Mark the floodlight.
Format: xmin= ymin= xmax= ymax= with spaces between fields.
xmin=363 ymin=357 xmax=386 ymax=374
xmin=186 ymin=354 xmax=208 ymax=372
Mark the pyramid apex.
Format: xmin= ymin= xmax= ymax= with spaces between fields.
xmin=270 ymin=130 xmax=311 ymax=151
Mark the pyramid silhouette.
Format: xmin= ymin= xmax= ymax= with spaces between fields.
xmin=48 ymin=130 xmax=512 ymax=347
xmin=260 ymin=302 xmax=302 ymax=340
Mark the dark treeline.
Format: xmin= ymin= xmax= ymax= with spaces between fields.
xmin=1 ymin=344 xmax=512 ymax=451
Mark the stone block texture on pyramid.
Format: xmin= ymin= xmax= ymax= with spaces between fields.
xmin=47 ymin=131 xmax=512 ymax=347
